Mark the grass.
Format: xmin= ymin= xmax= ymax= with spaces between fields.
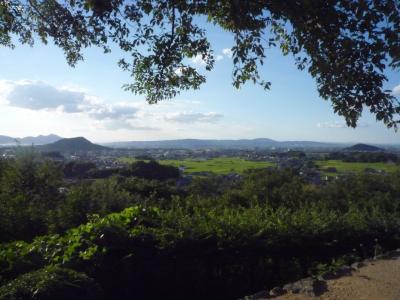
xmin=119 ymin=157 xmax=275 ymax=175
xmin=119 ymin=157 xmax=400 ymax=176
xmin=119 ymin=157 xmax=140 ymax=164
xmin=316 ymin=160 xmax=400 ymax=175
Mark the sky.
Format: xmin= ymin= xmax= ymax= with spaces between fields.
xmin=0 ymin=23 xmax=399 ymax=144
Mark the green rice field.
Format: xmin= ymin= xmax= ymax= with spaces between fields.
xmin=119 ymin=157 xmax=400 ymax=175
xmin=119 ymin=157 xmax=275 ymax=174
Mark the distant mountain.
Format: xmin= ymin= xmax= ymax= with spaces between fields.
xmin=39 ymin=137 xmax=110 ymax=153
xmin=104 ymin=138 xmax=347 ymax=150
xmin=106 ymin=138 xmax=275 ymax=149
xmin=19 ymin=134 xmax=62 ymax=145
xmin=0 ymin=135 xmax=16 ymax=145
xmin=0 ymin=134 xmax=62 ymax=146
xmin=344 ymin=143 xmax=384 ymax=152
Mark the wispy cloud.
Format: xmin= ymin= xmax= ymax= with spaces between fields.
xmin=190 ymin=54 xmax=207 ymax=66
xmin=222 ymin=48 xmax=233 ymax=58
xmin=0 ymin=80 xmax=224 ymax=132
xmin=164 ymin=112 xmax=223 ymax=123
xmin=393 ymin=84 xmax=400 ymax=96
xmin=96 ymin=119 xmax=159 ymax=131
xmin=190 ymin=49 xmax=232 ymax=65
xmin=317 ymin=121 xmax=369 ymax=128
xmin=317 ymin=121 xmax=347 ymax=128
xmin=87 ymin=104 xmax=138 ymax=121
xmin=174 ymin=67 xmax=184 ymax=76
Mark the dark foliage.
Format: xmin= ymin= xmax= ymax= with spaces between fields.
xmin=63 ymin=161 xmax=97 ymax=178
xmin=327 ymin=151 xmax=399 ymax=163
xmin=1 ymin=153 xmax=400 ymax=299
xmin=121 ymin=160 xmax=180 ymax=181
xmin=0 ymin=266 xmax=101 ymax=300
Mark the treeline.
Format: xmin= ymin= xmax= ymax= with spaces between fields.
xmin=327 ymin=151 xmax=399 ymax=163
xmin=1 ymin=149 xmax=400 ymax=299
xmin=0 ymin=149 xmax=181 ymax=242
xmin=63 ymin=159 xmax=180 ymax=181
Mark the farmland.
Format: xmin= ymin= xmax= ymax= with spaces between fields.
xmin=120 ymin=157 xmax=400 ymax=176
xmin=120 ymin=157 xmax=275 ymax=174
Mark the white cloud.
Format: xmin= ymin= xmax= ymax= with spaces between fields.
xmin=317 ymin=121 xmax=347 ymax=128
xmin=317 ymin=121 xmax=368 ymax=128
xmin=0 ymin=80 xmax=145 ymax=130
xmin=0 ymin=80 xmax=225 ymax=138
xmin=222 ymin=48 xmax=233 ymax=58
xmin=190 ymin=54 xmax=207 ymax=66
xmin=96 ymin=119 xmax=159 ymax=131
xmin=0 ymin=80 xmax=16 ymax=104
xmin=164 ymin=112 xmax=223 ymax=123
xmin=393 ymin=84 xmax=400 ymax=96
xmin=6 ymin=81 xmax=86 ymax=113
xmin=174 ymin=67 xmax=184 ymax=76
xmin=190 ymin=49 xmax=231 ymax=65
xmin=87 ymin=103 xmax=139 ymax=121
xmin=213 ymin=48 xmax=233 ymax=62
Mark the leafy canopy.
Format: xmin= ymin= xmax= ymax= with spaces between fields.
xmin=1 ymin=0 xmax=399 ymax=128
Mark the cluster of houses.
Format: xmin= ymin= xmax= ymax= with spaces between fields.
xmin=1 ymin=146 xmax=393 ymax=187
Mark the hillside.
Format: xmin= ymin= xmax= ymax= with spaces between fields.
xmin=39 ymin=137 xmax=109 ymax=152
xmin=344 ymin=143 xmax=383 ymax=152
xmin=20 ymin=134 xmax=62 ymax=145
xmin=0 ymin=134 xmax=62 ymax=146
xmin=0 ymin=135 xmax=16 ymax=145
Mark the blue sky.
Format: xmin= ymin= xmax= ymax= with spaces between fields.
xmin=0 ymin=24 xmax=399 ymax=144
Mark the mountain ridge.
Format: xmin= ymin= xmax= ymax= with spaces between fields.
xmin=39 ymin=137 xmax=109 ymax=152
xmin=1 ymin=135 xmax=397 ymax=150
xmin=0 ymin=134 xmax=62 ymax=145
xmin=343 ymin=143 xmax=384 ymax=152
xmin=103 ymin=138 xmax=350 ymax=149
xmin=20 ymin=134 xmax=62 ymax=145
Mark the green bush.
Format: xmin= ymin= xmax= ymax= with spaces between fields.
xmin=0 ymin=266 xmax=101 ymax=300
xmin=1 ymin=155 xmax=400 ymax=299
xmin=1 ymin=201 xmax=399 ymax=299
xmin=121 ymin=160 xmax=180 ymax=181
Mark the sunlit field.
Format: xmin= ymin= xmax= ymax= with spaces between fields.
xmin=120 ymin=157 xmax=275 ymax=174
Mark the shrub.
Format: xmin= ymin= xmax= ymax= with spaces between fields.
xmin=121 ymin=160 xmax=180 ymax=181
xmin=1 ymin=202 xmax=399 ymax=299
xmin=0 ymin=266 xmax=101 ymax=300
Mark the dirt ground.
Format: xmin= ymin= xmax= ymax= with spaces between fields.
xmin=274 ymin=257 xmax=400 ymax=300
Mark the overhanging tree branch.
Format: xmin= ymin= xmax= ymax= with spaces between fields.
xmin=1 ymin=0 xmax=399 ymax=128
